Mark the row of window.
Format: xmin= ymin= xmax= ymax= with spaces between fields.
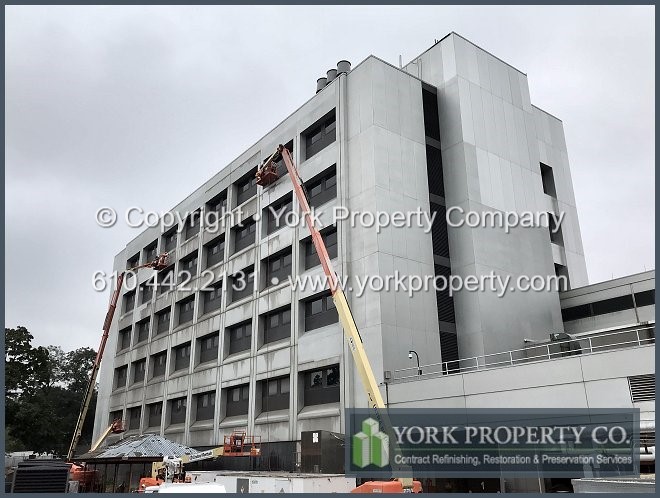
xmin=124 ymin=110 xmax=337 ymax=272
xmin=561 ymin=290 xmax=655 ymax=322
xmin=115 ymin=293 xmax=339 ymax=379
xmin=112 ymin=365 xmax=340 ymax=430
xmin=122 ymin=225 xmax=338 ymax=317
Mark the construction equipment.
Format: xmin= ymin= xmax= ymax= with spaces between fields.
xmin=256 ymin=146 xmax=415 ymax=492
xmin=138 ymin=431 xmax=261 ymax=492
xmin=66 ymin=253 xmax=170 ymax=461
xmin=89 ymin=418 xmax=126 ymax=453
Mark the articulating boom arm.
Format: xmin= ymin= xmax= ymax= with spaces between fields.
xmin=259 ymin=146 xmax=412 ymax=487
xmin=67 ymin=253 xmax=169 ymax=460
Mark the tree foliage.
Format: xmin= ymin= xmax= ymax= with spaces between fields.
xmin=5 ymin=327 xmax=97 ymax=455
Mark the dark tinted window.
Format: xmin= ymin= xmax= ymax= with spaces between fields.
xmin=304 ymin=111 xmax=336 ymax=159
xmin=226 ymin=384 xmax=249 ymax=417
xmin=196 ymin=391 xmax=216 ymax=421
xmin=264 ymin=250 xmax=292 ymax=288
xmin=304 ymin=293 xmax=337 ymax=331
xmin=117 ymin=327 xmax=132 ymax=352
xmin=147 ymin=402 xmax=162 ymax=427
xmin=263 ymin=307 xmax=291 ymax=344
xmin=156 ymin=307 xmax=171 ymax=334
xmin=158 ymin=265 xmax=175 ymax=294
xmin=231 ymin=267 xmax=254 ymax=302
xmin=205 ymin=236 xmax=225 ymax=268
xmin=140 ymin=282 xmax=153 ymax=304
xmin=304 ymin=226 xmax=338 ymax=269
xmin=228 ymin=321 xmax=252 ymax=355
xmin=180 ymin=253 xmax=199 ymax=278
xmin=303 ymin=364 xmax=340 ymax=406
xmin=265 ymin=194 xmax=293 ymax=235
xmin=184 ymin=210 xmax=201 ymax=240
xmin=635 ymin=290 xmax=655 ymax=307
xmin=198 ymin=333 xmax=219 ymax=364
xmin=236 ymin=168 xmax=258 ymax=205
xmin=233 ymin=220 xmax=256 ymax=253
xmin=128 ymin=406 xmax=141 ymax=430
xmin=177 ymin=296 xmax=195 ymax=326
xmin=422 ymin=87 xmax=440 ymax=140
xmin=203 ymin=281 xmax=223 ymax=314
xmin=173 ymin=343 xmax=191 ymax=371
xmin=163 ymin=227 xmax=178 ymax=252
xmin=127 ymin=253 xmax=139 ymax=270
xmin=132 ymin=359 xmax=146 ymax=384
xmin=144 ymin=241 xmax=158 ymax=263
xmin=114 ymin=365 xmax=127 ymax=389
xmin=135 ymin=319 xmax=150 ymax=343
xmin=562 ymin=294 xmax=636 ymax=321
xmin=151 ymin=351 xmax=167 ymax=378
xmin=540 ymin=163 xmax=557 ymax=198
xmin=169 ymin=397 xmax=186 ymax=425
xmin=123 ymin=291 xmax=136 ymax=313
xmin=261 ymin=376 xmax=290 ymax=412
xmin=207 ymin=191 xmax=228 ymax=215
xmin=305 ymin=167 xmax=336 ymax=208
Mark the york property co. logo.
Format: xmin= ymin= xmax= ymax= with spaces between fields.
xmin=352 ymin=418 xmax=390 ymax=468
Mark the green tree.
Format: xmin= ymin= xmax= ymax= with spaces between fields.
xmin=5 ymin=327 xmax=98 ymax=455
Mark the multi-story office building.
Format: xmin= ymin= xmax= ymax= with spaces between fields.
xmin=93 ymin=34 xmax=650 ymax=479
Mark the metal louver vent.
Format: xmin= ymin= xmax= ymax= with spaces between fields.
xmin=628 ymin=374 xmax=655 ymax=402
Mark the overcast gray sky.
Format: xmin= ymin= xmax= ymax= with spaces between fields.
xmin=6 ymin=5 xmax=654 ymax=351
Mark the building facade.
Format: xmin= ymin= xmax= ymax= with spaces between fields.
xmin=94 ymin=33 xmax=597 ymax=454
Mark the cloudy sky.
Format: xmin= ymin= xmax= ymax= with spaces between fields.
xmin=6 ymin=5 xmax=654 ymax=351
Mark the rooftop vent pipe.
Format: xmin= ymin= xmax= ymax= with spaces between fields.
xmin=337 ymin=60 xmax=351 ymax=74
xmin=316 ymin=77 xmax=327 ymax=93
xmin=326 ymin=68 xmax=338 ymax=83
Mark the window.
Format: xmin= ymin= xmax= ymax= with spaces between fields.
xmin=230 ymin=266 xmax=254 ymax=302
xmin=123 ymin=291 xmax=136 ymax=314
xmin=114 ymin=365 xmax=128 ymax=389
xmin=233 ymin=220 xmax=256 ymax=253
xmin=303 ymin=364 xmax=340 ymax=406
xmin=195 ymin=391 xmax=216 ymax=421
xmin=132 ymin=359 xmax=146 ymax=384
xmin=540 ymin=163 xmax=557 ymax=198
xmin=180 ymin=253 xmax=199 ymax=278
xmin=426 ymin=144 xmax=445 ymax=197
xmin=554 ymin=264 xmax=570 ymax=292
xmin=198 ymin=333 xmax=219 ymax=364
xmin=635 ymin=290 xmax=655 ymax=307
xmin=265 ymin=194 xmax=292 ymax=235
xmin=163 ymin=227 xmax=178 ymax=252
xmin=144 ymin=241 xmax=158 ymax=263
xmin=561 ymin=295 xmax=635 ymax=321
xmin=263 ymin=249 xmax=292 ymax=288
xmin=147 ymin=402 xmax=162 ymax=427
xmin=261 ymin=376 xmax=290 ymax=412
xmin=157 ymin=265 xmax=175 ymax=294
xmin=156 ymin=307 xmax=171 ymax=335
xmin=173 ymin=343 xmax=191 ymax=372
xmin=127 ymin=253 xmax=139 ymax=270
xmin=263 ymin=306 xmax=291 ymax=344
xmin=177 ymin=297 xmax=195 ymax=326
xmin=135 ymin=319 xmax=150 ymax=344
xmin=228 ymin=321 xmax=252 ymax=355
xmin=117 ymin=327 xmax=132 ymax=352
xmin=226 ymin=384 xmax=249 ymax=417
xmin=207 ymin=191 xmax=228 ymax=215
xmin=430 ymin=203 xmax=450 ymax=258
xmin=548 ymin=214 xmax=564 ymax=245
xmin=304 ymin=292 xmax=338 ymax=331
xmin=169 ymin=397 xmax=187 ymax=425
xmin=109 ymin=410 xmax=122 ymax=425
xmin=205 ymin=236 xmax=225 ymax=268
xmin=305 ymin=167 xmax=336 ymax=208
xmin=273 ymin=140 xmax=294 ymax=180
xmin=151 ymin=351 xmax=167 ymax=378
xmin=304 ymin=111 xmax=336 ymax=159
xmin=184 ymin=210 xmax=201 ymax=240
xmin=128 ymin=406 xmax=141 ymax=430
xmin=304 ymin=226 xmax=337 ymax=269
xmin=203 ymin=281 xmax=223 ymax=314
xmin=422 ymin=87 xmax=441 ymax=140
xmin=235 ymin=168 xmax=258 ymax=205
xmin=140 ymin=282 xmax=153 ymax=305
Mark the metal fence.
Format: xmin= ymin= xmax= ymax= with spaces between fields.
xmin=393 ymin=325 xmax=655 ymax=381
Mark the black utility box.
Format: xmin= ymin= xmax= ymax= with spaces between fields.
xmin=301 ymin=430 xmax=345 ymax=474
